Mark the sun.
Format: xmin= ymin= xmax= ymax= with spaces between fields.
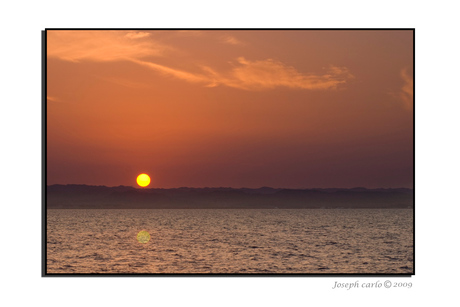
xmin=137 ymin=230 xmax=150 ymax=243
xmin=136 ymin=173 xmax=151 ymax=187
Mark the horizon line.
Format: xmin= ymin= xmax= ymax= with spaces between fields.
xmin=46 ymin=183 xmax=413 ymax=190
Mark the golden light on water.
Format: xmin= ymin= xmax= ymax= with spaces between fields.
xmin=136 ymin=173 xmax=151 ymax=187
xmin=137 ymin=230 xmax=151 ymax=243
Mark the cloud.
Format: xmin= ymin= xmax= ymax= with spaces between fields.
xmin=222 ymin=35 xmax=243 ymax=45
xmin=400 ymin=68 xmax=413 ymax=109
xmin=47 ymin=30 xmax=166 ymax=62
xmin=48 ymin=31 xmax=354 ymax=91
xmin=131 ymin=59 xmax=213 ymax=85
xmin=133 ymin=57 xmax=353 ymax=91
xmin=224 ymin=57 xmax=354 ymax=90
xmin=125 ymin=31 xmax=151 ymax=39
xmin=47 ymin=96 xmax=58 ymax=102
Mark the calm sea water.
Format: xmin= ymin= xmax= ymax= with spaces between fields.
xmin=47 ymin=209 xmax=413 ymax=274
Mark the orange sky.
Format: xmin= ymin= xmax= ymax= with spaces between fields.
xmin=47 ymin=30 xmax=413 ymax=188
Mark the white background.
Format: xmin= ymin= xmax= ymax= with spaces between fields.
xmin=1 ymin=0 xmax=458 ymax=305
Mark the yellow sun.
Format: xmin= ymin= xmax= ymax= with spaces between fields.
xmin=136 ymin=173 xmax=151 ymax=187
xmin=137 ymin=230 xmax=151 ymax=243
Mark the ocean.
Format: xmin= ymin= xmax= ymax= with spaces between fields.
xmin=46 ymin=209 xmax=413 ymax=274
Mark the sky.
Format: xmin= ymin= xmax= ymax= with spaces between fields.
xmin=47 ymin=30 xmax=413 ymax=189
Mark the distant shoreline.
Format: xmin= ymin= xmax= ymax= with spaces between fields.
xmin=46 ymin=184 xmax=413 ymax=209
xmin=47 ymin=208 xmax=413 ymax=210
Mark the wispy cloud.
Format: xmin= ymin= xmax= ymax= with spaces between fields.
xmin=47 ymin=96 xmax=58 ymax=102
xmin=400 ymin=68 xmax=413 ymax=109
xmin=225 ymin=57 xmax=353 ymax=90
xmin=131 ymin=59 xmax=214 ymax=85
xmin=47 ymin=30 xmax=167 ymax=62
xmin=125 ymin=31 xmax=151 ymax=39
xmin=48 ymin=31 xmax=354 ymax=91
xmin=222 ymin=35 xmax=243 ymax=45
xmin=133 ymin=57 xmax=353 ymax=91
